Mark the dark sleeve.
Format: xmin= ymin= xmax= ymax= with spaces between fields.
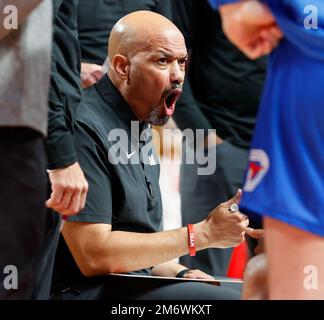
xmin=67 ymin=121 xmax=113 ymax=224
xmin=45 ymin=0 xmax=82 ymax=169
xmin=171 ymin=0 xmax=212 ymax=132
xmin=45 ymin=57 xmax=78 ymax=169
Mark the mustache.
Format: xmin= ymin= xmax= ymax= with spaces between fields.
xmin=161 ymin=83 xmax=183 ymax=99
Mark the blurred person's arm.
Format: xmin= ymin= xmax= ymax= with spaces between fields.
xmin=45 ymin=58 xmax=88 ymax=216
xmin=45 ymin=0 xmax=88 ymax=216
xmin=0 ymin=0 xmax=42 ymax=39
xmin=221 ymin=1 xmax=282 ymax=59
xmin=215 ymin=1 xmax=283 ymax=59
xmin=211 ymin=0 xmax=324 ymax=61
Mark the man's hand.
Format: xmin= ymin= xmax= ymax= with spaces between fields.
xmin=46 ymin=162 xmax=89 ymax=216
xmin=204 ymin=189 xmax=249 ymax=248
xmin=219 ymin=0 xmax=283 ymax=59
xmin=152 ymin=261 xmax=215 ymax=280
xmin=182 ymin=269 xmax=215 ymax=280
xmin=81 ymin=62 xmax=104 ymax=88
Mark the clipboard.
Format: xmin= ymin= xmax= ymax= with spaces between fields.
xmin=108 ymin=273 xmax=243 ymax=286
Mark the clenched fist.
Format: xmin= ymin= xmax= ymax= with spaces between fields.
xmin=219 ymin=0 xmax=283 ymax=59
xmin=46 ymin=162 xmax=89 ymax=216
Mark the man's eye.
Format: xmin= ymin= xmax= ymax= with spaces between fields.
xmin=158 ymin=58 xmax=167 ymax=65
xmin=179 ymin=59 xmax=187 ymax=66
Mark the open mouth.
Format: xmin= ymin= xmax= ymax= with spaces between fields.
xmin=166 ymin=93 xmax=177 ymax=108
xmin=164 ymin=89 xmax=181 ymax=116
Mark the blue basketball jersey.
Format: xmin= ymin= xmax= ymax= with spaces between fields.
xmin=209 ymin=0 xmax=324 ymax=235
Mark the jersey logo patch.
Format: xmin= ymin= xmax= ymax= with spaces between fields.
xmin=244 ymin=149 xmax=269 ymax=192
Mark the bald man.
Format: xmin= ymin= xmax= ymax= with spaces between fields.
xmin=49 ymin=11 xmax=252 ymax=300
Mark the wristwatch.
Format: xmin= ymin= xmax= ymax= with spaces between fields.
xmin=176 ymin=269 xmax=190 ymax=278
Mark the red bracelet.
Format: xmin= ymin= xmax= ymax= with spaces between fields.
xmin=187 ymin=224 xmax=196 ymax=256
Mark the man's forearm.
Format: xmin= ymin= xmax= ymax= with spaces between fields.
xmin=90 ymin=223 xmax=209 ymax=274
xmin=0 ymin=0 xmax=42 ymax=39
xmin=62 ymin=221 xmax=209 ymax=277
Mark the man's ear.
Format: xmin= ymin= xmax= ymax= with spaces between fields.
xmin=111 ymin=54 xmax=130 ymax=80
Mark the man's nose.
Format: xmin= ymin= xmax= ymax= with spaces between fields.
xmin=170 ymin=61 xmax=185 ymax=85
